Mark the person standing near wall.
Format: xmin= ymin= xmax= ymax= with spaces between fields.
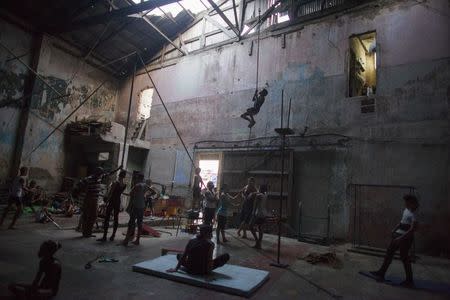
xmin=98 ymin=170 xmax=127 ymax=242
xmin=370 ymin=194 xmax=419 ymax=286
xmin=0 ymin=166 xmax=29 ymax=229
xmin=203 ymin=181 xmax=217 ymax=226
xmin=123 ymin=173 xmax=149 ymax=246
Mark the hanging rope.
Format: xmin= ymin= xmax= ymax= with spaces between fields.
xmin=255 ymin=7 xmax=262 ymax=92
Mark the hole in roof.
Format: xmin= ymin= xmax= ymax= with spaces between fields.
xmin=132 ymin=0 xmax=211 ymax=18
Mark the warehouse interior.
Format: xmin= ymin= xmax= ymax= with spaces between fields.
xmin=0 ymin=0 xmax=449 ymax=299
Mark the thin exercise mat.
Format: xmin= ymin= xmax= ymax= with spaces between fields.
xmin=133 ymin=255 xmax=269 ymax=297
xmin=359 ymin=271 xmax=450 ymax=295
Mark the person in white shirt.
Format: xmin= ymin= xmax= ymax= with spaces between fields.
xmin=203 ymin=181 xmax=217 ymax=226
xmin=249 ymin=184 xmax=268 ymax=249
xmin=370 ymin=194 xmax=419 ymax=286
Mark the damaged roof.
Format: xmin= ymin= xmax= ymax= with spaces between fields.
xmin=0 ymin=0 xmax=218 ymax=77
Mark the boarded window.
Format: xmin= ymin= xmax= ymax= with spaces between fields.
xmin=349 ymin=32 xmax=377 ymax=97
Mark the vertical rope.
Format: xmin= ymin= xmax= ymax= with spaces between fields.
xmin=255 ymin=7 xmax=261 ymax=91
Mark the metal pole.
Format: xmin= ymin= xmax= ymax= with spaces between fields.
xmin=121 ymin=54 xmax=137 ymax=167
xmin=287 ymin=98 xmax=292 ymax=128
xmin=277 ymin=132 xmax=285 ymax=264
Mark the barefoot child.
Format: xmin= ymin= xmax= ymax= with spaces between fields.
xmin=237 ymin=177 xmax=257 ymax=239
xmin=216 ymin=184 xmax=240 ymax=244
xmin=123 ymin=173 xmax=149 ymax=246
xmin=370 ymin=194 xmax=419 ymax=286
xmin=98 ymin=170 xmax=127 ymax=242
xmin=9 ymin=240 xmax=62 ymax=299
xmin=249 ymin=184 xmax=268 ymax=249
xmin=203 ymin=181 xmax=217 ymax=226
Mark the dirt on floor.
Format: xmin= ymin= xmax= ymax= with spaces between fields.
xmin=0 ymin=212 xmax=449 ymax=300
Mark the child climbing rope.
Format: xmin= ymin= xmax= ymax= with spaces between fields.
xmin=240 ymin=88 xmax=268 ymax=128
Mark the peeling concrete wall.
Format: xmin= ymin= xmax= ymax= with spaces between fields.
xmin=0 ymin=18 xmax=33 ymax=181
xmin=18 ymin=36 xmax=119 ymax=190
xmin=120 ymin=0 xmax=449 ymax=254
xmin=0 ymin=17 xmax=120 ymax=190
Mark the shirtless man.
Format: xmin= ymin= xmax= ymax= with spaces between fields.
xmin=241 ymin=89 xmax=268 ymax=128
xmin=167 ymin=225 xmax=230 ymax=275
xmin=249 ymin=184 xmax=268 ymax=249
xmin=0 ymin=166 xmax=28 ymax=229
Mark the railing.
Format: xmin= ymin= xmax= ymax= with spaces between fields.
xmin=295 ymin=0 xmax=356 ymax=18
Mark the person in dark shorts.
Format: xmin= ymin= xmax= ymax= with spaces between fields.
xmin=237 ymin=177 xmax=257 ymax=239
xmin=240 ymin=88 xmax=268 ymax=128
xmin=123 ymin=173 xmax=149 ymax=246
xmin=216 ymin=184 xmax=240 ymax=244
xmin=98 ymin=170 xmax=127 ymax=242
xmin=203 ymin=181 xmax=217 ymax=226
xmin=1 ymin=166 xmax=28 ymax=229
xmin=167 ymin=225 xmax=230 ymax=275
xmin=370 ymin=195 xmax=419 ymax=286
xmin=78 ymin=167 xmax=105 ymax=238
xmin=249 ymin=184 xmax=268 ymax=249
xmin=192 ymin=167 xmax=204 ymax=209
xmin=144 ymin=179 xmax=158 ymax=216
xmin=9 ymin=239 xmax=62 ymax=299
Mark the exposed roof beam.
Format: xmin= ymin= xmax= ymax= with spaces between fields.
xmin=204 ymin=15 xmax=235 ymax=39
xmin=122 ymin=0 xmax=188 ymax=55
xmin=242 ymin=0 xmax=281 ymax=36
xmin=56 ymin=0 xmax=179 ymax=32
xmin=206 ymin=0 xmax=240 ymax=37
xmin=231 ymin=0 xmax=239 ymax=28
xmin=238 ymin=0 xmax=246 ymax=32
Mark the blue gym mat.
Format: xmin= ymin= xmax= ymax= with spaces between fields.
xmin=359 ymin=271 xmax=450 ymax=295
xmin=133 ymin=255 xmax=270 ymax=298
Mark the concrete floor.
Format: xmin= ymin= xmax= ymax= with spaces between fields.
xmin=1 ymin=213 xmax=449 ymax=300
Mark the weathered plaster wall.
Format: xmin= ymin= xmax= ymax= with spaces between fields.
xmin=0 ymin=18 xmax=33 ymax=181
xmin=19 ymin=35 xmax=119 ymax=190
xmin=120 ymin=0 xmax=449 ymax=253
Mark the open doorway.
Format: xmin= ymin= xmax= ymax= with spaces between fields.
xmin=199 ymin=159 xmax=220 ymax=187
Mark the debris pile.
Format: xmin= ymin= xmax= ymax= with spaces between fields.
xmin=66 ymin=117 xmax=112 ymax=135
xmin=300 ymin=252 xmax=342 ymax=269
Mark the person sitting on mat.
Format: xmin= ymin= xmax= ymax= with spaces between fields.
xmin=249 ymin=184 xmax=269 ymax=249
xmin=98 ymin=170 xmax=127 ymax=242
xmin=202 ymin=181 xmax=217 ymax=226
xmin=9 ymin=240 xmax=62 ymax=300
xmin=216 ymin=184 xmax=240 ymax=244
xmin=370 ymin=194 xmax=419 ymax=286
xmin=241 ymin=88 xmax=268 ymax=128
xmin=167 ymin=225 xmax=230 ymax=275
xmin=237 ymin=177 xmax=258 ymax=239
